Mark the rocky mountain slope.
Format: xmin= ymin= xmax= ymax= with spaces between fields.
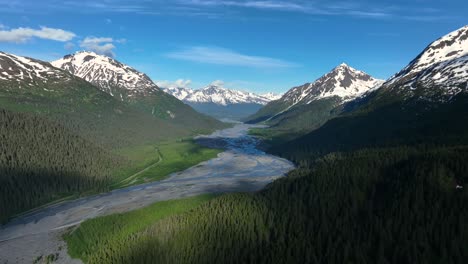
xmin=380 ymin=25 xmax=468 ymax=100
xmin=0 ymin=51 xmax=187 ymax=147
xmin=245 ymin=64 xmax=383 ymax=133
xmin=51 ymin=51 xmax=158 ymax=99
xmin=281 ymin=63 xmax=383 ymax=106
xmin=277 ymin=25 xmax=468 ymax=156
xmin=52 ymin=51 xmax=224 ymax=129
xmin=0 ymin=51 xmax=73 ymax=86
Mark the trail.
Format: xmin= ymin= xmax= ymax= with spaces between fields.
xmin=114 ymin=148 xmax=163 ymax=188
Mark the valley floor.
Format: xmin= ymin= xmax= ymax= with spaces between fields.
xmin=0 ymin=124 xmax=294 ymax=263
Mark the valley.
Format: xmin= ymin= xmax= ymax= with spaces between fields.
xmin=0 ymin=7 xmax=467 ymax=263
xmin=0 ymin=124 xmax=294 ymax=263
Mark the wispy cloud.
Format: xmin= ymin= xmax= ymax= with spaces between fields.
xmin=0 ymin=1 xmax=457 ymax=22
xmin=0 ymin=26 xmax=75 ymax=43
xmin=177 ymin=0 xmax=330 ymax=16
xmin=79 ymin=37 xmax=127 ymax=57
xmin=166 ymin=46 xmax=298 ymax=68
xmin=156 ymin=79 xmax=193 ymax=89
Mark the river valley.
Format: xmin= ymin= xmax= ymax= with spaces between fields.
xmin=0 ymin=124 xmax=295 ymax=263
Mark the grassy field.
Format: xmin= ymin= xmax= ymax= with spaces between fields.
xmin=111 ymin=140 xmax=222 ymax=188
xmin=64 ymin=194 xmax=217 ymax=263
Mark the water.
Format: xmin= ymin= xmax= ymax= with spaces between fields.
xmin=0 ymin=124 xmax=295 ymax=263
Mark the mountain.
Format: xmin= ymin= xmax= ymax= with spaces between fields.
xmin=381 ymin=25 xmax=468 ymax=100
xmin=162 ymin=82 xmax=281 ymax=120
xmin=51 ymin=51 xmax=158 ymax=99
xmin=281 ymin=63 xmax=383 ymax=105
xmin=275 ymin=25 xmax=468 ymax=159
xmin=0 ymin=51 xmax=186 ymax=147
xmin=0 ymin=51 xmax=72 ymax=85
xmin=245 ymin=63 xmax=383 ymax=136
xmin=52 ymin=51 xmax=224 ymax=130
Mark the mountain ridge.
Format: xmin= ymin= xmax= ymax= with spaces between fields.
xmin=162 ymin=83 xmax=281 ymax=106
xmin=381 ymin=25 xmax=468 ymax=100
xmin=51 ymin=51 xmax=225 ymax=129
xmin=51 ymin=51 xmax=159 ymax=100
xmin=274 ymin=25 xmax=468 ymax=158
xmin=244 ymin=63 xmax=383 ymax=132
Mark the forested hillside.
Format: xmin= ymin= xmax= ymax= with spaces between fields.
xmin=0 ymin=110 xmax=120 ymax=223
xmin=275 ymin=92 xmax=468 ymax=162
xmin=62 ymin=25 xmax=468 ymax=264
xmin=0 ymin=52 xmax=226 ymax=224
xmin=70 ymin=146 xmax=468 ymax=264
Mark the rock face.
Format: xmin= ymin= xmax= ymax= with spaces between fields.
xmin=52 ymin=51 xmax=160 ymax=100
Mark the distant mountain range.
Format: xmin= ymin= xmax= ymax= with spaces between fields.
xmin=161 ymin=83 xmax=281 ymax=120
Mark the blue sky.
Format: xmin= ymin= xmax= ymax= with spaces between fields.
xmin=0 ymin=0 xmax=466 ymax=93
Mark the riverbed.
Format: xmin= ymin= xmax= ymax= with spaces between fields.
xmin=0 ymin=124 xmax=295 ymax=263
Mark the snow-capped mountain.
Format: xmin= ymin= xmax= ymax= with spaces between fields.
xmin=51 ymin=51 xmax=226 ymax=125
xmin=244 ymin=63 xmax=383 ymax=126
xmin=261 ymin=92 xmax=283 ymax=101
xmin=385 ymin=25 xmax=468 ymax=98
xmin=281 ymin=63 xmax=384 ymax=106
xmin=160 ymin=83 xmax=281 ymax=120
xmin=162 ymin=83 xmax=280 ymax=106
xmin=0 ymin=52 xmax=72 ymax=86
xmin=51 ymin=51 xmax=160 ymax=99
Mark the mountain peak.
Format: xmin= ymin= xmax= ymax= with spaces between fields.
xmin=52 ymin=52 xmax=159 ymax=99
xmin=283 ymin=65 xmax=383 ymax=105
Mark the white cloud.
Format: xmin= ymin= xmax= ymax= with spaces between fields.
xmin=156 ymin=79 xmax=193 ymax=89
xmin=166 ymin=46 xmax=298 ymax=68
xmin=0 ymin=26 xmax=76 ymax=43
xmin=80 ymin=37 xmax=117 ymax=57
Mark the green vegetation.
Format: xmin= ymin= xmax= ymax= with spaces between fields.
xmin=65 ymin=195 xmax=217 ymax=262
xmin=0 ymin=61 xmax=227 ymax=224
xmin=0 ymin=109 xmax=221 ymax=224
xmin=64 ymin=90 xmax=468 ymax=263
xmin=112 ymin=140 xmax=222 ymax=188
xmin=0 ymin=110 xmax=118 ymax=224
xmin=67 ymin=146 xmax=468 ymax=264
xmin=274 ymin=93 xmax=468 ymax=162
xmin=246 ymin=97 xmax=342 ymax=141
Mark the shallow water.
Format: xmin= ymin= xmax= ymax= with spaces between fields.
xmin=0 ymin=124 xmax=295 ymax=263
